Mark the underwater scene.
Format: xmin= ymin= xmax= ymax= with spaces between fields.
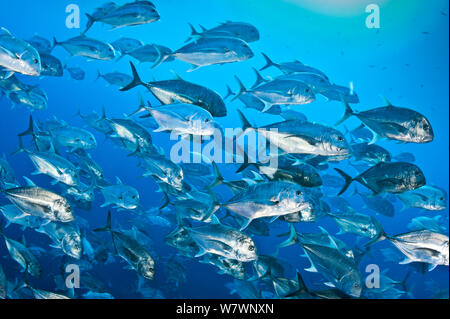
xmin=0 ymin=0 xmax=448 ymax=299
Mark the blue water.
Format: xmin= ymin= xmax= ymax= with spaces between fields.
xmin=0 ymin=0 xmax=448 ymax=299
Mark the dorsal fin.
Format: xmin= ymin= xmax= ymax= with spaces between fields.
xmin=23 ymin=176 xmax=36 ymax=187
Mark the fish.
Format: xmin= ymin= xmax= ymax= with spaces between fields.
xmin=353 ymin=189 xmax=395 ymax=217
xmin=238 ymin=110 xmax=351 ymax=157
xmin=84 ymin=1 xmax=160 ymax=33
xmin=165 ymin=226 xmax=202 ymax=258
xmin=47 ymin=125 xmax=97 ymax=152
xmin=260 ymin=53 xmax=329 ymax=79
xmin=329 ymin=210 xmax=386 ymax=242
xmin=0 ymin=204 xmax=42 ymax=229
xmin=155 ymin=37 xmax=254 ymax=71
xmin=397 ymin=185 xmax=447 ymax=211
xmin=27 ymin=287 xmax=70 ymax=299
xmin=121 ymin=62 xmax=227 ymax=117
xmin=107 ymin=118 xmax=154 ymax=154
xmin=53 ymin=35 xmax=116 ymax=60
xmin=335 ymin=161 xmax=426 ymax=196
xmin=75 ymin=107 xmax=111 ymax=135
xmin=337 ymin=98 xmax=434 ymax=144
xmin=126 ymin=44 xmax=173 ymax=63
xmin=99 ymin=177 xmax=140 ymax=210
xmin=141 ymin=153 xmax=185 ymax=192
xmin=384 ymin=230 xmax=449 ymax=271
xmin=321 ymin=84 xmax=359 ymax=104
xmin=39 ymin=53 xmax=63 ymax=77
xmin=36 ymin=222 xmax=82 ymax=259
xmin=0 ymin=27 xmax=41 ymax=76
xmin=96 ymin=70 xmax=132 ymax=87
xmin=237 ymin=154 xmax=323 ymax=188
xmin=280 ymin=196 xmax=328 ymax=223
xmin=393 ymin=152 xmax=416 ymax=162
xmin=299 ymin=243 xmax=362 ymax=297
xmin=233 ymin=76 xmax=315 ymax=113
xmin=408 ymin=216 xmax=447 ymax=234
xmin=7 ymin=87 xmax=48 ymax=111
xmin=279 ymin=109 xmax=308 ymax=121
xmin=2 ymin=177 xmax=74 ymax=222
xmin=350 ymin=142 xmax=391 ymax=163
xmin=346 ymin=124 xmax=373 ymax=143
xmin=186 ymin=21 xmax=260 ymax=43
xmin=94 ymin=212 xmax=155 ymax=280
xmin=221 ymin=181 xmax=315 ymax=230
xmin=15 ymin=137 xmax=79 ymax=186
xmin=110 ymin=37 xmax=143 ymax=55
xmin=276 ymin=72 xmax=331 ymax=94
xmin=278 ymin=225 xmax=355 ymax=260
xmin=72 ymin=149 xmax=105 ymax=183
xmin=232 ymin=87 xmax=282 ymax=115
xmin=199 ymin=254 xmax=246 ymax=279
xmin=183 ymin=215 xmax=258 ymax=262
xmin=135 ymin=102 xmax=217 ymax=137
xmin=0 ymin=154 xmax=17 ymax=188
xmin=1 ymin=231 xmax=42 ymax=277
xmin=27 ymin=35 xmax=53 ymax=54
xmin=64 ymin=65 xmax=85 ymax=80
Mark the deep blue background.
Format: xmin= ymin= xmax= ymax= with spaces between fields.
xmin=0 ymin=0 xmax=448 ymax=298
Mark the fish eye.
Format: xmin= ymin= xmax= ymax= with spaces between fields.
xmin=440 ymin=197 xmax=444 ymax=201
xmin=423 ymin=123 xmax=429 ymax=130
xmin=248 ymin=245 xmax=255 ymax=251
xmin=337 ymin=136 xmax=343 ymax=141
xmin=33 ymin=58 xmax=38 ymax=64
xmin=296 ymin=191 xmax=302 ymax=196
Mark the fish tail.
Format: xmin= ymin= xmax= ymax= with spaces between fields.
xmin=73 ymin=108 xmax=82 ymax=119
xmin=18 ymin=115 xmax=34 ymax=137
xmin=235 ymin=149 xmax=255 ymax=173
xmin=101 ymin=105 xmax=107 ymax=120
xmin=277 ymin=223 xmax=299 ymax=248
xmin=231 ymin=75 xmax=247 ymax=101
xmin=251 ymin=67 xmax=267 ymax=89
xmin=364 ymin=230 xmax=388 ymax=249
xmin=208 ymin=161 xmax=224 ymax=189
xmin=95 ymin=70 xmax=102 ymax=81
xmin=120 ymin=62 xmax=144 ymax=91
xmin=335 ymin=96 xmax=355 ymax=126
xmin=334 ymin=168 xmax=354 ymax=196
xmin=282 ymin=270 xmax=309 ymax=298
xmin=84 ymin=14 xmax=96 ymax=34
xmin=223 ymin=85 xmax=235 ymax=100
xmin=52 ymin=37 xmax=60 ymax=49
xmin=93 ymin=211 xmax=112 ymax=233
xmin=151 ymin=45 xmax=171 ymax=69
xmin=260 ymin=52 xmax=278 ymax=71
xmin=158 ymin=190 xmax=171 ymax=210
xmin=236 ymin=109 xmax=253 ymax=134
xmin=397 ymin=270 xmax=412 ymax=293
xmin=10 ymin=136 xmax=26 ymax=156
xmin=129 ymin=97 xmax=151 ymax=118
xmin=184 ymin=23 xmax=200 ymax=42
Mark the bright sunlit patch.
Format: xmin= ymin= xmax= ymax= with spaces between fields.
xmin=283 ymin=0 xmax=390 ymax=17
